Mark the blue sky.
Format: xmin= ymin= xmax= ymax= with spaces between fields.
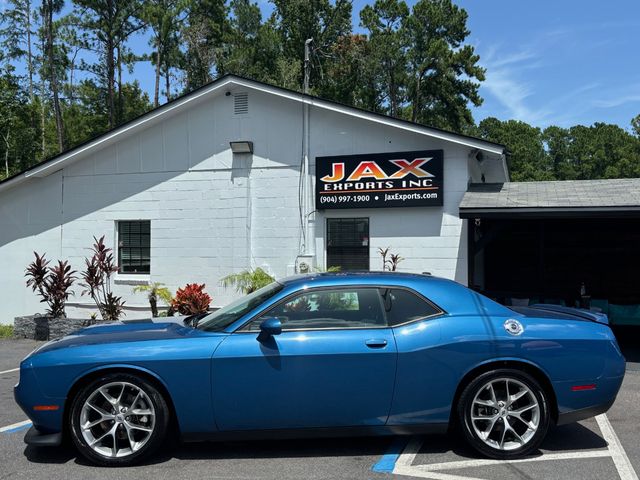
xmin=4 ymin=0 xmax=639 ymax=130
xmin=454 ymin=0 xmax=640 ymax=130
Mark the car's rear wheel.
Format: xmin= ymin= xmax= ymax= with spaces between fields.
xmin=458 ymin=369 xmax=550 ymax=459
xmin=69 ymin=372 xmax=169 ymax=466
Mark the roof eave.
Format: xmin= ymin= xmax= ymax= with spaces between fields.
xmin=459 ymin=206 xmax=640 ymax=219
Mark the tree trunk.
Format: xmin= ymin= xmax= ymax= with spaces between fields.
xmin=165 ymin=66 xmax=170 ymax=102
xmin=106 ymin=0 xmax=115 ymax=129
xmin=45 ymin=0 xmax=65 ymax=152
xmin=412 ymin=73 xmax=421 ymax=123
xmin=40 ymin=64 xmax=45 ymax=157
xmin=154 ymin=46 xmax=161 ymax=107
xmin=117 ymin=45 xmax=123 ymax=124
xmin=2 ymin=130 xmax=10 ymax=178
xmin=26 ymin=0 xmax=34 ymax=104
xmin=149 ymin=294 xmax=158 ymax=318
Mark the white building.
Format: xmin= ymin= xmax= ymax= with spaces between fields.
xmin=0 ymin=75 xmax=508 ymax=323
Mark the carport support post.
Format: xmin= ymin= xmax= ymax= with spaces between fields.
xmin=468 ymin=219 xmax=476 ymax=290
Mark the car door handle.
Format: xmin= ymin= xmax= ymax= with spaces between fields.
xmin=365 ymin=339 xmax=388 ymax=349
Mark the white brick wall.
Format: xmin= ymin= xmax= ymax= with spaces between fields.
xmin=0 ymin=87 xmax=506 ymax=323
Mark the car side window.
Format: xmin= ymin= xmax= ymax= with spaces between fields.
xmin=379 ymin=288 xmax=441 ymax=326
xmin=244 ymin=288 xmax=386 ymax=331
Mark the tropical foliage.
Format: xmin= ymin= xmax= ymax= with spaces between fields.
xmin=378 ymin=247 xmax=404 ymax=272
xmin=133 ymin=282 xmax=173 ymax=317
xmin=220 ymin=267 xmax=275 ymax=294
xmin=25 ymin=252 xmax=76 ymax=318
xmin=171 ymin=283 xmax=211 ymax=314
xmin=80 ymin=236 xmax=125 ymax=321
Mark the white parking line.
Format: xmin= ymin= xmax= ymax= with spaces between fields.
xmin=596 ymin=414 xmax=639 ymax=480
xmin=0 ymin=367 xmax=19 ymax=375
xmin=392 ymin=414 xmax=639 ymax=480
xmin=0 ymin=420 xmax=31 ymax=433
xmin=396 ymin=437 xmax=424 ymax=468
xmin=412 ymin=449 xmax=612 ymax=472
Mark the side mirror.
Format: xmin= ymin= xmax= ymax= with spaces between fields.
xmin=258 ymin=317 xmax=282 ymax=339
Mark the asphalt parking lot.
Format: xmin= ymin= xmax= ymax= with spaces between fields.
xmin=1 ymin=337 xmax=639 ymax=480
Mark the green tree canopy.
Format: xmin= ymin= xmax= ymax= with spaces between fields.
xmin=477 ymin=117 xmax=552 ymax=181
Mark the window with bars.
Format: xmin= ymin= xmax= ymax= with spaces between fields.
xmin=326 ymin=218 xmax=369 ymax=271
xmin=117 ymin=221 xmax=151 ymax=274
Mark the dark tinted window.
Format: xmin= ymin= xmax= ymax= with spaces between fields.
xmin=245 ymin=288 xmax=385 ymax=331
xmin=118 ymin=220 xmax=150 ymax=274
xmin=379 ymin=288 xmax=441 ymax=326
xmin=326 ymin=218 xmax=369 ymax=271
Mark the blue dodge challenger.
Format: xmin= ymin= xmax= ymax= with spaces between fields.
xmin=15 ymin=272 xmax=625 ymax=466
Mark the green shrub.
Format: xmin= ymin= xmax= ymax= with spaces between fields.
xmin=0 ymin=325 xmax=14 ymax=338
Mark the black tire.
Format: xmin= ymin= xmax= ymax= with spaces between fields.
xmin=457 ymin=369 xmax=551 ymax=459
xmin=69 ymin=372 xmax=170 ymax=466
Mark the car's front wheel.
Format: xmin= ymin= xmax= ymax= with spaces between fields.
xmin=458 ymin=369 xmax=551 ymax=459
xmin=69 ymin=372 xmax=170 ymax=466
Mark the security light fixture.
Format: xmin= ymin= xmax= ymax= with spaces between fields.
xmin=230 ymin=141 xmax=253 ymax=154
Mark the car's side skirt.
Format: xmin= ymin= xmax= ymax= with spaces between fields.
xmin=181 ymin=423 xmax=449 ymax=443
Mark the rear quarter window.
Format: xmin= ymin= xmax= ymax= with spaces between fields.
xmin=380 ymin=288 xmax=442 ymax=326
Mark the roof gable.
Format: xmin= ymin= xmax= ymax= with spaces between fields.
xmin=0 ymin=74 xmax=506 ymax=194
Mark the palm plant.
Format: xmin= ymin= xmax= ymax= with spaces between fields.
xmin=220 ymin=268 xmax=275 ymax=294
xmin=133 ymin=282 xmax=173 ymax=317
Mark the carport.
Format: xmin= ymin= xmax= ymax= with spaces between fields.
xmin=460 ymin=179 xmax=640 ymax=327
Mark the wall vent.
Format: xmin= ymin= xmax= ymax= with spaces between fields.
xmin=234 ymin=93 xmax=249 ymax=115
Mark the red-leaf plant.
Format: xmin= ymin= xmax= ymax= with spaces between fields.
xmin=80 ymin=236 xmax=125 ymax=321
xmin=171 ymin=283 xmax=211 ymax=315
xmin=25 ymin=252 xmax=76 ymax=318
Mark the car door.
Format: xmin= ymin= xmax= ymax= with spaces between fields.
xmin=212 ymin=286 xmax=398 ymax=431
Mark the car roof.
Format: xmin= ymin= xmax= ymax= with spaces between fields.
xmin=278 ymin=271 xmax=452 ymax=289
xmin=276 ymin=271 xmax=512 ymax=318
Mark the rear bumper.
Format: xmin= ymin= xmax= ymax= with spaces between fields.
xmin=556 ymin=396 xmax=616 ymax=426
xmin=24 ymin=426 xmax=63 ymax=447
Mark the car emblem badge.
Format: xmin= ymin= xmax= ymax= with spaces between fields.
xmin=504 ymin=319 xmax=524 ymax=336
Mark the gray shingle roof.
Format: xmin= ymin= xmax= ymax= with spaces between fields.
xmin=460 ymin=179 xmax=640 ymax=212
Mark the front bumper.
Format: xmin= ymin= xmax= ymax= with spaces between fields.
xmin=24 ymin=426 xmax=63 ymax=446
xmin=14 ymin=362 xmax=65 ymax=436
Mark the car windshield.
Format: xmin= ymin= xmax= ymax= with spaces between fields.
xmin=196 ymin=282 xmax=284 ymax=332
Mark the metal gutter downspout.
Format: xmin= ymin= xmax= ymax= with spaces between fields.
xmin=303 ymin=38 xmax=316 ymax=259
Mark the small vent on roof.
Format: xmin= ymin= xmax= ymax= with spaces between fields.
xmin=234 ymin=93 xmax=249 ymax=115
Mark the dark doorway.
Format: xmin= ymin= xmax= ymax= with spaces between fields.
xmin=469 ymin=217 xmax=640 ymax=328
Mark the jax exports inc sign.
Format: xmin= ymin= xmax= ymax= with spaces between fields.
xmin=315 ymin=150 xmax=444 ymax=209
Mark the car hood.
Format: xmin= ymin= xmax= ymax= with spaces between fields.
xmin=34 ymin=316 xmax=222 ymax=355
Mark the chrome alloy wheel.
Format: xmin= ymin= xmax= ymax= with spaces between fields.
xmin=470 ymin=377 xmax=540 ymax=451
xmin=80 ymin=381 xmax=156 ymax=458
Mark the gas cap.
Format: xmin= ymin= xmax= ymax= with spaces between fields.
xmin=504 ymin=319 xmax=524 ymax=336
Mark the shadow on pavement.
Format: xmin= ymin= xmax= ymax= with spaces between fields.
xmin=22 ymin=422 xmax=609 ymax=467
xmin=542 ymin=422 xmax=607 ymax=451
xmin=24 ymin=435 xmax=393 ymax=467
xmin=414 ymin=422 xmax=607 ymax=461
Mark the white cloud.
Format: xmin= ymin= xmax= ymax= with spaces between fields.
xmin=480 ymin=46 xmax=552 ymax=124
xmin=593 ymin=92 xmax=640 ymax=109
